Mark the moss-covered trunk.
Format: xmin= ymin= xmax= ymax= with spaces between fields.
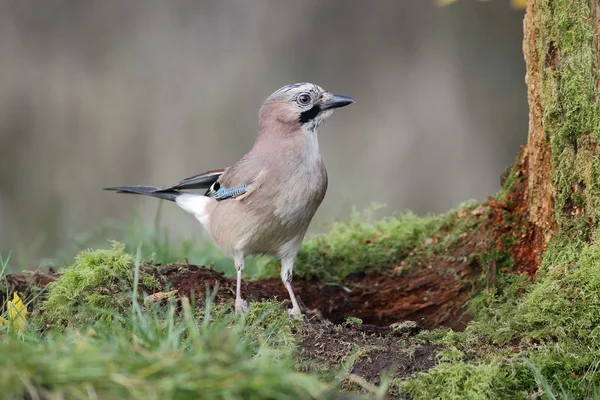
xmin=520 ymin=0 xmax=600 ymax=261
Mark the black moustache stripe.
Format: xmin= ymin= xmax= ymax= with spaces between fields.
xmin=299 ymin=105 xmax=321 ymax=124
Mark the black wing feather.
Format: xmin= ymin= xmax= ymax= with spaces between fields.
xmin=163 ymin=169 xmax=225 ymax=191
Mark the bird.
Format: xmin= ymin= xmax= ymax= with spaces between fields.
xmin=105 ymin=82 xmax=353 ymax=317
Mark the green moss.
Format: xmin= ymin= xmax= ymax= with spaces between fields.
xmin=510 ymin=1 xmax=600 ymax=385
xmin=497 ymin=160 xmax=521 ymax=202
xmin=508 ymin=237 xmax=600 ymax=395
xmin=536 ymin=0 xmax=600 ymax=235
xmin=258 ymin=201 xmax=481 ymax=281
xmin=514 ymin=240 xmax=600 ymax=344
xmin=40 ymin=242 xmax=158 ymax=327
xmin=405 ymin=233 xmax=600 ymax=398
xmin=399 ymin=359 xmax=523 ymax=400
xmin=465 ymin=273 xmax=532 ymax=345
xmin=343 ymin=316 xmax=363 ymax=329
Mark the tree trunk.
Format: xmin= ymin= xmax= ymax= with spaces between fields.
xmin=520 ymin=0 xmax=600 ymax=262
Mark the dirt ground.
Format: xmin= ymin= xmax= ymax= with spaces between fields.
xmin=155 ymin=260 xmax=476 ymax=331
xmin=297 ymin=320 xmax=437 ymax=383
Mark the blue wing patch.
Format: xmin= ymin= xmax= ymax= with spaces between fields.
xmin=206 ymin=182 xmax=249 ymax=200
xmin=216 ymin=184 xmax=249 ymax=199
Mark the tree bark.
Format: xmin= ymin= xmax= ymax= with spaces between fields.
xmin=522 ymin=0 xmax=555 ymax=246
xmin=520 ymin=0 xmax=600 ymax=259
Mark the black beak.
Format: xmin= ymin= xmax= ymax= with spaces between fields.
xmin=321 ymin=94 xmax=354 ymax=110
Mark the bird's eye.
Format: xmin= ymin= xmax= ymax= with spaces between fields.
xmin=298 ymin=94 xmax=311 ymax=105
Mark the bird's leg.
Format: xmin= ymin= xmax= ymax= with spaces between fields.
xmin=281 ymin=256 xmax=302 ymax=318
xmin=234 ymin=253 xmax=248 ymax=314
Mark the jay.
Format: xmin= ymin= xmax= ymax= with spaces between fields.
xmin=105 ymin=83 xmax=353 ymax=317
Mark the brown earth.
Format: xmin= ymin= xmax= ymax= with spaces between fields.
xmin=297 ymin=320 xmax=437 ymax=383
xmin=154 ymin=262 xmax=476 ymax=331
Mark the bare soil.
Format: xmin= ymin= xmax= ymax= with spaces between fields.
xmin=155 ymin=263 xmax=474 ymax=331
xmin=297 ymin=320 xmax=437 ymax=381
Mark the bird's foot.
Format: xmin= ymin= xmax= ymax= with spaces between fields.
xmin=235 ymin=298 xmax=248 ymax=315
xmin=287 ymin=306 xmax=305 ymax=321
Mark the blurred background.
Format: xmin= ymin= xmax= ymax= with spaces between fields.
xmin=0 ymin=0 xmax=527 ymax=269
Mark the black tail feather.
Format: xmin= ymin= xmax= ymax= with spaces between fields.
xmin=104 ymin=185 xmax=180 ymax=202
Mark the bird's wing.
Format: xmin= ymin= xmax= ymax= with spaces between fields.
xmin=167 ymin=168 xmax=249 ymax=200
xmin=163 ymin=163 xmax=266 ymax=201
xmin=164 ymin=148 xmax=269 ymax=200
xmin=207 ymin=168 xmax=267 ymax=201
xmin=198 ymin=150 xmax=267 ymax=201
xmin=163 ymin=169 xmax=225 ymax=191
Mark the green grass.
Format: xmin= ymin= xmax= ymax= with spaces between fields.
xmin=0 ymin=247 xmax=338 ymax=400
xmin=1 ymin=302 xmax=328 ymax=399
xmin=4 ymin=2 xmax=600 ymax=397
xmin=0 ymin=199 xmax=512 ymax=399
xmin=0 ymin=252 xmax=9 ymax=303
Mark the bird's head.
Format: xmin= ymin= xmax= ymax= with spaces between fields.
xmin=258 ymin=82 xmax=353 ymax=134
